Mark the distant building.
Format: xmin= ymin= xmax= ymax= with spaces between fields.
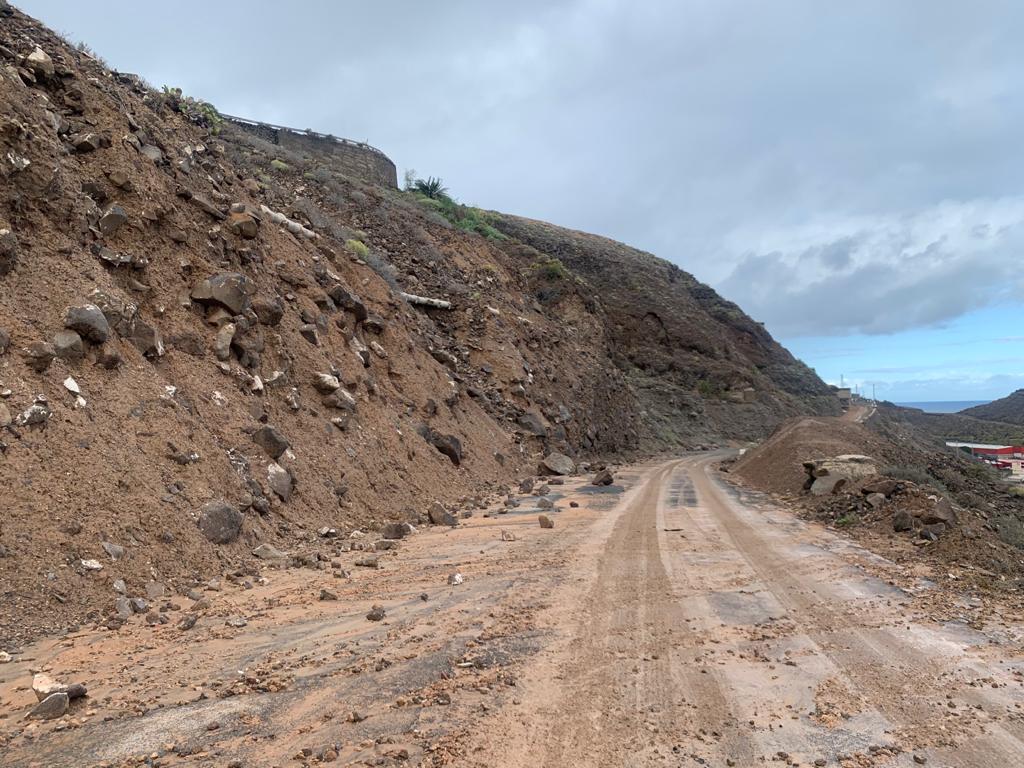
xmin=829 ymin=385 xmax=852 ymax=402
xmin=946 ymin=442 xmax=1024 ymax=474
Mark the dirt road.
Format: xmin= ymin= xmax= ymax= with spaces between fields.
xmin=3 ymin=456 xmax=1024 ymax=766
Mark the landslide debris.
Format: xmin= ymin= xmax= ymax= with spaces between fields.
xmin=729 ymin=409 xmax=1024 ymax=586
xmin=0 ymin=5 xmax=837 ymax=643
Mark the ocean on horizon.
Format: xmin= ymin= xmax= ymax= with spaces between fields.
xmin=896 ymin=400 xmax=990 ymax=414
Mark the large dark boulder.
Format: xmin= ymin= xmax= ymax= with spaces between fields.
xmin=197 ymin=501 xmax=243 ymax=544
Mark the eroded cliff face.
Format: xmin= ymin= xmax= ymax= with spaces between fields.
xmin=487 ymin=215 xmax=840 ymax=446
xmin=0 ymin=3 xmax=834 ymax=639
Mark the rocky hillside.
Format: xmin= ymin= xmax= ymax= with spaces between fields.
xmin=961 ymin=390 xmax=1024 ymax=426
xmin=489 ymin=215 xmax=841 ymax=444
xmin=0 ymin=4 xmax=835 ymax=641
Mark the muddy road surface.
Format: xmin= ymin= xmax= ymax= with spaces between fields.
xmin=3 ymin=456 xmax=1024 ymax=767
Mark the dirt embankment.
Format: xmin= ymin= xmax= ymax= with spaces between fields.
xmin=729 ymin=409 xmax=1024 ymax=589
xmin=0 ymin=5 xmax=843 ymax=644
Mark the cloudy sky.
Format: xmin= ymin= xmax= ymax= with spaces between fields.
xmin=20 ymin=0 xmax=1024 ymax=403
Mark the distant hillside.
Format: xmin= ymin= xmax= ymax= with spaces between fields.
xmin=876 ymin=403 xmax=1024 ymax=445
xmin=961 ymin=390 xmax=1024 ymax=426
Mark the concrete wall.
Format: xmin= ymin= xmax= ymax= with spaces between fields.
xmin=224 ymin=115 xmax=398 ymax=189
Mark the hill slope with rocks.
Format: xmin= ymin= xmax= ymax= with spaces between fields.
xmin=0 ymin=4 xmax=836 ymax=641
xmin=961 ymin=390 xmax=1024 ymax=427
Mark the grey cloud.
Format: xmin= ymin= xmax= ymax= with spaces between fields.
xmin=718 ymin=202 xmax=1024 ymax=336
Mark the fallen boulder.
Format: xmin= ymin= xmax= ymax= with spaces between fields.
xmin=542 ymin=452 xmax=575 ymax=476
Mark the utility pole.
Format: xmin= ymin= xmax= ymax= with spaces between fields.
xmin=872 ymin=383 xmax=876 ymax=402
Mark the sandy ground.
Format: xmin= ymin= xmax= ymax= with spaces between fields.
xmin=3 ymin=455 xmax=1024 ymax=767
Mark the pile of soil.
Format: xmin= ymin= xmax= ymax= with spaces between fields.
xmin=731 ymin=416 xmax=887 ymax=495
xmin=729 ymin=410 xmax=1024 ymax=586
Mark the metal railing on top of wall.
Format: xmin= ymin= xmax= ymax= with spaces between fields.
xmin=219 ymin=113 xmax=391 ymax=160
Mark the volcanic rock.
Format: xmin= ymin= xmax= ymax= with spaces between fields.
xmin=197 ymin=501 xmax=243 ymax=544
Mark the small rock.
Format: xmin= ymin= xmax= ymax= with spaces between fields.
xmin=865 ymin=492 xmax=886 ymax=510
xmin=355 ymin=555 xmax=379 ymax=568
xmin=29 ymin=692 xmax=69 ymax=720
xmin=65 ymin=683 xmax=87 ymax=700
xmin=428 ymin=501 xmax=458 ymax=527
xmin=922 ymin=497 xmax=957 ymax=526
xmin=267 ymin=462 xmax=294 ymax=501
xmin=100 ymin=541 xmax=124 ymax=560
xmin=145 ymin=581 xmax=166 ymax=599
xmin=26 ymin=46 xmax=54 ymax=78
xmin=591 ymin=469 xmax=614 ymax=486
xmin=197 ymin=500 xmax=243 ymax=544
xmin=213 ymin=322 xmax=235 ymax=361
xmin=22 ymin=341 xmax=56 ymax=372
xmin=537 ymin=497 xmax=554 ymax=509
xmin=65 ymin=303 xmax=110 ymax=343
xmin=178 ymin=614 xmax=198 ymax=631
xmin=32 ymin=673 xmax=68 ymax=701
xmin=114 ymin=597 xmax=132 ymax=620
xmin=501 ymin=529 xmax=516 ymax=541
xmin=319 ymin=588 xmax=338 ymax=601
xmin=72 ymin=133 xmax=106 ymax=153
xmin=252 ymin=543 xmax=286 ymax=560
xmin=542 ymin=451 xmax=575 ymax=476
xmin=298 ymin=323 xmax=319 ymax=345
xmin=366 ymin=605 xmax=386 ymax=622
xmin=538 ymin=515 xmax=554 ymax=529
xmin=380 ymin=522 xmax=406 ymax=540
xmin=225 ymin=616 xmax=248 ymax=628
xmin=252 ymin=425 xmax=289 ymax=460
xmin=191 ymin=273 xmax=254 ymax=314
xmin=447 ymin=572 xmax=464 ymax=586
xmin=314 ymin=372 xmax=342 ymax=393
xmin=98 ymin=205 xmax=129 ymax=236
xmin=81 ymin=558 xmax=103 ymax=571
xmin=893 ymin=510 xmax=914 ymax=532
xmin=53 ymin=329 xmax=84 ymax=361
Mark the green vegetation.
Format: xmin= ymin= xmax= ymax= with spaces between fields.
xmin=835 ymin=513 xmax=858 ymax=527
xmin=881 ymin=464 xmax=939 ymax=490
xmin=270 ymin=158 xmax=290 ymax=172
xmin=161 ymin=86 xmax=223 ymax=134
xmin=697 ymin=379 xmax=724 ymax=398
xmin=412 ymin=176 xmax=449 ymax=200
xmin=531 ymin=256 xmax=570 ymax=280
xmin=402 ymin=175 xmax=507 ymax=241
xmin=345 ymin=239 xmax=370 ymax=258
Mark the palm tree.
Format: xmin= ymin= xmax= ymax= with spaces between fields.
xmin=413 ymin=176 xmax=449 ymax=200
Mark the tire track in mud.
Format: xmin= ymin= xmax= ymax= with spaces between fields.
xmin=521 ymin=460 xmax=759 ymax=767
xmin=684 ymin=456 xmax=1024 ymax=765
